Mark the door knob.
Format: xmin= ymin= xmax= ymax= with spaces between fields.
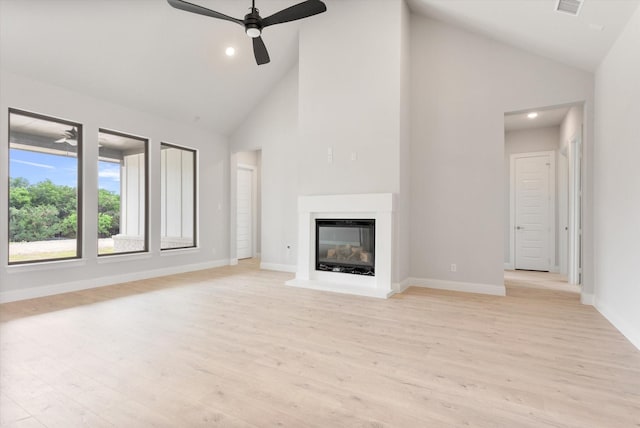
xmin=516 ymin=226 xmax=524 ymax=230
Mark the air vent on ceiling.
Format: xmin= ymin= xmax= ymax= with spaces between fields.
xmin=555 ymin=0 xmax=583 ymax=16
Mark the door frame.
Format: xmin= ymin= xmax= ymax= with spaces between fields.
xmin=568 ymin=134 xmax=582 ymax=285
xmin=509 ymin=150 xmax=556 ymax=271
xmin=236 ymin=163 xmax=258 ymax=259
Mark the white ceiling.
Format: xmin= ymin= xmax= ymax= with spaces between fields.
xmin=504 ymin=106 xmax=571 ymax=132
xmin=408 ymin=0 xmax=640 ymax=72
xmin=1 ymin=0 xmax=638 ymax=136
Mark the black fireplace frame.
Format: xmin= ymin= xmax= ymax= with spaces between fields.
xmin=315 ymin=219 xmax=375 ymax=276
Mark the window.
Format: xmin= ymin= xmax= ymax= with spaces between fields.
xmin=98 ymin=129 xmax=148 ymax=256
xmin=8 ymin=109 xmax=82 ymax=264
xmin=160 ymin=143 xmax=196 ymax=250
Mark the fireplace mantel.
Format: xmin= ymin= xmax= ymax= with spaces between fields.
xmin=286 ymin=193 xmax=395 ymax=298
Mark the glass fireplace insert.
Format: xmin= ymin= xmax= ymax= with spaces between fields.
xmin=315 ymin=219 xmax=375 ymax=276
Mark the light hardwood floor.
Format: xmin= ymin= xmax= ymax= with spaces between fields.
xmin=1 ymin=261 xmax=639 ymax=427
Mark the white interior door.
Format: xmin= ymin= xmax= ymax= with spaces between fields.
xmin=236 ymin=168 xmax=253 ymax=260
xmin=513 ymin=153 xmax=553 ymax=271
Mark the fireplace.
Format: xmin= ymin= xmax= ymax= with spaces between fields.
xmin=316 ymin=219 xmax=375 ymax=276
xmin=286 ymin=193 xmax=395 ymax=298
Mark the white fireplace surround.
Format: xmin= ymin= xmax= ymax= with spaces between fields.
xmin=286 ymin=193 xmax=395 ymax=298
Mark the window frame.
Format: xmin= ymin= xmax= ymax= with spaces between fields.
xmin=97 ymin=128 xmax=149 ymax=258
xmin=160 ymin=142 xmax=197 ymax=251
xmin=8 ymin=108 xmax=83 ymax=265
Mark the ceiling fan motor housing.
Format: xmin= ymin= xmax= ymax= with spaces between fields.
xmin=244 ymin=11 xmax=262 ymax=38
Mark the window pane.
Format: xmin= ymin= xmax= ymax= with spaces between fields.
xmin=98 ymin=130 xmax=148 ymax=256
xmin=8 ymin=110 xmax=82 ymax=264
xmin=160 ymin=143 xmax=196 ymax=250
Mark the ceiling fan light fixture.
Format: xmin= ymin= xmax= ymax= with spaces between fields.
xmin=246 ymin=27 xmax=261 ymax=38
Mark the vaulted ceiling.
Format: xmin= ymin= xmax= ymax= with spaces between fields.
xmin=1 ymin=0 xmax=638 ymax=136
xmin=0 ymin=0 xmax=303 ymax=135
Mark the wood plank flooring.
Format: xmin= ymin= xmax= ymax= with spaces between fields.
xmin=1 ymin=261 xmax=639 ymax=427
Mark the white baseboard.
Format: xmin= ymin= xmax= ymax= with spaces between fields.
xmin=260 ymin=262 xmax=296 ymax=273
xmin=595 ymin=300 xmax=640 ymax=351
xmin=0 ymin=259 xmax=230 ymax=304
xmin=503 ymin=263 xmax=514 ymax=270
xmin=229 ymin=258 xmax=239 ymax=266
xmin=406 ymin=277 xmax=506 ymax=296
xmin=549 ymin=265 xmax=560 ymax=273
xmin=286 ymin=279 xmax=393 ymax=299
xmin=393 ymin=278 xmax=412 ymax=294
xmin=580 ymin=292 xmax=595 ymax=306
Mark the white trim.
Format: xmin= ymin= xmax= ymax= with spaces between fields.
xmin=6 ymin=258 xmax=87 ymax=274
xmin=509 ymin=151 xmax=556 ymax=271
xmin=503 ymin=263 xmax=514 ymax=270
xmin=394 ymin=277 xmax=412 ymax=294
xmin=260 ymin=262 xmax=296 ymax=273
xmin=596 ymin=300 xmax=640 ymax=351
xmin=286 ymin=279 xmax=394 ymax=299
xmin=0 ymin=259 xmax=230 ymax=304
xmin=407 ymin=277 xmax=506 ymax=296
xmin=160 ymin=247 xmax=200 ymax=256
xmin=580 ymin=292 xmax=595 ymax=306
xmin=229 ymin=258 xmax=239 ymax=266
xmin=549 ymin=265 xmax=560 ymax=273
xmin=97 ymin=252 xmax=153 ymax=264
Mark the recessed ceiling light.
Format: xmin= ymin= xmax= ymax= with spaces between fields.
xmin=225 ymin=47 xmax=235 ymax=57
xmin=527 ymin=112 xmax=539 ymax=119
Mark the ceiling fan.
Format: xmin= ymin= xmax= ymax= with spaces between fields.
xmin=55 ymin=127 xmax=78 ymax=146
xmin=167 ymin=0 xmax=327 ymax=65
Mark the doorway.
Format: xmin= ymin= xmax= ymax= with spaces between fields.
xmin=504 ymin=103 xmax=583 ymax=291
xmin=231 ymin=150 xmax=261 ymax=262
xmin=236 ymin=166 xmax=254 ymax=259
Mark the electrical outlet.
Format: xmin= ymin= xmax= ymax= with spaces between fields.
xmin=450 ymin=264 xmax=457 ymax=272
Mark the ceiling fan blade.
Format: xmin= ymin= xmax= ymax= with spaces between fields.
xmin=262 ymin=0 xmax=327 ymax=28
xmin=252 ymin=36 xmax=271 ymax=65
xmin=166 ymin=0 xmax=243 ymax=26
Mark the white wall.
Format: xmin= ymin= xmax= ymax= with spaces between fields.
xmin=230 ymin=66 xmax=299 ymax=270
xmin=0 ymin=71 xmax=230 ymax=302
xmin=398 ymin=0 xmax=412 ymax=284
xmin=503 ymin=126 xmax=561 ymax=267
xmin=297 ymin=0 xmax=404 ymax=196
xmin=410 ymin=15 xmax=594 ymax=290
xmin=593 ymin=4 xmax=640 ymax=349
xmin=560 ymin=106 xmax=583 ymax=154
